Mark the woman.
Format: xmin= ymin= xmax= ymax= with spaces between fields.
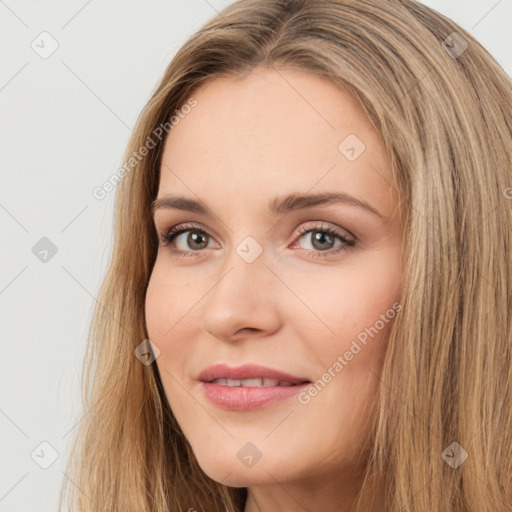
xmin=59 ymin=0 xmax=512 ymax=510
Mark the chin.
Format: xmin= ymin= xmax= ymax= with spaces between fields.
xmin=195 ymin=451 xmax=284 ymax=487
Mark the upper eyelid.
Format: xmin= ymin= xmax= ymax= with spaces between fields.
xmin=296 ymin=221 xmax=354 ymax=239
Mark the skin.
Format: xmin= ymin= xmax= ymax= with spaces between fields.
xmin=145 ymin=65 xmax=403 ymax=512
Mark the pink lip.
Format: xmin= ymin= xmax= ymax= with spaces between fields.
xmin=197 ymin=364 xmax=312 ymax=411
xmin=201 ymin=382 xmax=311 ymax=410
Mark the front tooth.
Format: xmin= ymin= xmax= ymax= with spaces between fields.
xmin=262 ymin=378 xmax=280 ymax=387
xmin=226 ymin=379 xmax=242 ymax=387
xmin=240 ymin=378 xmax=263 ymax=387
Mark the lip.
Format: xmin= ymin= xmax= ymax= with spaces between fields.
xmin=197 ymin=364 xmax=312 ymax=411
xmin=201 ymin=381 xmax=311 ymax=410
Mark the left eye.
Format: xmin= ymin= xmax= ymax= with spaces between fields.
xmin=293 ymin=226 xmax=354 ymax=253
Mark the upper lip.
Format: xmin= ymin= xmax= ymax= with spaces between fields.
xmin=198 ymin=364 xmax=311 ymax=384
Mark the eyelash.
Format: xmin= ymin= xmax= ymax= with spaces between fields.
xmin=158 ymin=222 xmax=356 ymax=259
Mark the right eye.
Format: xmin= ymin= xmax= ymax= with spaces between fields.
xmin=159 ymin=222 xmax=217 ymax=257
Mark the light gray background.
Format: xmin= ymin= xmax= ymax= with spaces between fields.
xmin=1 ymin=1 xmax=510 ymax=510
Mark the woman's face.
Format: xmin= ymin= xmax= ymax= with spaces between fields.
xmin=145 ymin=66 xmax=402 ymax=494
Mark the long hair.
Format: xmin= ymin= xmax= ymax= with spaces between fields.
xmin=59 ymin=1 xmax=512 ymax=510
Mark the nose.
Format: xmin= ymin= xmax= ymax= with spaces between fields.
xmin=200 ymin=243 xmax=282 ymax=343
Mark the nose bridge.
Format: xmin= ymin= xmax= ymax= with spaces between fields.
xmin=210 ymin=233 xmax=269 ymax=309
xmin=200 ymin=234 xmax=281 ymax=340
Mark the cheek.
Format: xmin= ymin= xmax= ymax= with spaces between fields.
xmin=144 ymin=270 xmax=167 ymax=343
xmin=289 ymin=252 xmax=401 ymax=417
xmin=288 ymin=252 xmax=401 ymax=347
xmin=144 ymin=263 xmax=194 ymax=341
xmin=144 ymin=271 xmax=189 ymax=415
xmin=145 ymin=267 xmax=187 ymax=391
xmin=144 ymin=264 xmax=203 ymax=388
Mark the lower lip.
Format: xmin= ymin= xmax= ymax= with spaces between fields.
xmin=201 ymin=381 xmax=311 ymax=410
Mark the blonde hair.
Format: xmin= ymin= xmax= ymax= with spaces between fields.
xmin=59 ymin=0 xmax=512 ymax=510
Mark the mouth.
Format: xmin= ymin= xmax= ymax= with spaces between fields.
xmin=197 ymin=363 xmax=311 ymax=386
xmin=197 ymin=364 xmax=313 ymax=410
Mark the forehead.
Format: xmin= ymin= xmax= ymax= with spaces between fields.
xmin=158 ymin=66 xmax=395 ymax=215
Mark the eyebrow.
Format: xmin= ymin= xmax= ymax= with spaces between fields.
xmin=151 ymin=191 xmax=384 ymax=219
